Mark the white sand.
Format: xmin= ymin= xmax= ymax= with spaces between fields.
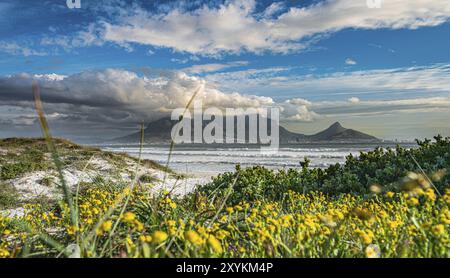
xmin=2 ymin=154 xmax=210 ymax=214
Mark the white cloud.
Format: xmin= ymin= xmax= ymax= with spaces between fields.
xmin=313 ymin=97 xmax=450 ymax=117
xmin=261 ymin=2 xmax=285 ymax=18
xmin=345 ymin=58 xmax=357 ymax=65
xmin=298 ymin=64 xmax=450 ymax=94
xmin=40 ymin=23 xmax=104 ymax=51
xmin=94 ymin=0 xmax=450 ymax=56
xmin=206 ymin=67 xmax=291 ymax=89
xmin=183 ymin=61 xmax=248 ymax=74
xmin=0 ymin=41 xmax=47 ymax=56
xmin=33 ymin=73 xmax=67 ymax=81
xmin=348 ymin=97 xmax=360 ymax=104
xmin=205 ymin=63 xmax=450 ymax=100
xmin=281 ymin=98 xmax=320 ymax=121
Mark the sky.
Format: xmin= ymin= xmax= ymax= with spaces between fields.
xmin=0 ymin=0 xmax=449 ymax=141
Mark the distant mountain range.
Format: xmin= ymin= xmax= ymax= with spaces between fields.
xmin=112 ymin=116 xmax=380 ymax=144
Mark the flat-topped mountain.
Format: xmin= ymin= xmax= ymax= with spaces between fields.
xmin=112 ymin=117 xmax=380 ymax=144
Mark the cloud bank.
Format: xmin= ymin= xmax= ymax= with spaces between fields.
xmin=97 ymin=0 xmax=450 ymax=56
xmin=0 ymin=68 xmax=320 ymax=139
xmin=205 ymin=63 xmax=450 ymax=99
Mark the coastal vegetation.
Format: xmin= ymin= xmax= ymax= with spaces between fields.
xmin=0 ymin=136 xmax=448 ymax=258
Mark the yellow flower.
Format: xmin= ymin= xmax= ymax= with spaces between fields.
xmin=424 ymin=189 xmax=436 ymax=202
xmin=385 ymin=191 xmax=395 ymax=198
xmin=167 ymin=220 xmax=176 ymax=226
xmin=444 ymin=194 xmax=450 ymax=204
xmin=123 ymin=188 xmax=131 ymax=196
xmin=185 ymin=230 xmax=204 ymax=246
xmin=125 ymin=236 xmax=135 ymax=247
xmin=207 ymin=235 xmax=223 ymax=253
xmin=122 ymin=212 xmax=136 ymax=222
xmin=431 ymin=224 xmax=445 ymax=236
xmin=387 ymin=220 xmax=401 ymax=230
xmin=152 ymin=231 xmax=168 ymax=244
xmin=234 ymin=205 xmax=243 ymax=211
xmin=139 ymin=235 xmax=152 ymax=242
xmin=353 ymin=208 xmax=374 ymax=222
xmin=96 ymin=220 xmax=113 ymax=236
xmin=0 ymin=248 xmax=10 ymax=258
xmin=102 ymin=220 xmax=113 ymax=232
xmin=378 ymin=210 xmax=388 ymax=219
xmin=66 ymin=225 xmax=78 ymax=236
xmin=3 ymin=229 xmax=11 ymax=236
xmin=225 ymin=207 xmax=234 ymax=214
xmin=365 ymin=244 xmax=381 ymax=258
xmin=407 ymin=197 xmax=419 ymax=206
xmin=355 ymin=229 xmax=374 ymax=244
xmin=219 ymin=215 xmax=228 ymax=223
xmin=133 ymin=220 xmax=144 ymax=231
xmin=215 ymin=230 xmax=229 ymax=240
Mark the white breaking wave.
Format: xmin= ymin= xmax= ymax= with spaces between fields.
xmin=101 ymin=145 xmax=381 ymax=177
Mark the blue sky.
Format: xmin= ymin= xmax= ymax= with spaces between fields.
xmin=0 ymin=0 xmax=450 ymax=140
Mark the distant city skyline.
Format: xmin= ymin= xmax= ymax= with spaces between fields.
xmin=0 ymin=0 xmax=449 ymax=141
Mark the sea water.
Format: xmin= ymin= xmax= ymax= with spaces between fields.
xmin=100 ymin=142 xmax=416 ymax=178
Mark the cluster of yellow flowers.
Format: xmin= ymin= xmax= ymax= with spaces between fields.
xmin=0 ymin=182 xmax=449 ymax=258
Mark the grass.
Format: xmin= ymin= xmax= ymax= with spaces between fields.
xmin=0 ymin=148 xmax=50 ymax=180
xmin=0 ymin=177 xmax=448 ymax=258
xmin=0 ymin=183 xmax=19 ymax=210
xmin=0 ymin=138 xmax=171 ymax=181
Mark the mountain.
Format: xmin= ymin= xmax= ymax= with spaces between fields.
xmin=112 ymin=117 xmax=379 ymax=143
xmin=307 ymin=122 xmax=378 ymax=141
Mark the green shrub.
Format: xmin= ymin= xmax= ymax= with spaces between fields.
xmin=139 ymin=174 xmax=157 ymax=183
xmin=0 ymin=183 xmax=19 ymax=209
xmin=198 ymin=136 xmax=450 ymax=204
xmin=40 ymin=176 xmax=54 ymax=187
xmin=0 ymin=148 xmax=50 ymax=180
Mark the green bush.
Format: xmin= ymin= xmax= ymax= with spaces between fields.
xmin=198 ymin=136 xmax=450 ymax=204
xmin=0 ymin=183 xmax=19 ymax=209
xmin=0 ymin=148 xmax=50 ymax=180
xmin=139 ymin=174 xmax=157 ymax=183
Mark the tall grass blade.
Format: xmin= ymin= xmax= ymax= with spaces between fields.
xmin=163 ymin=85 xmax=203 ymax=186
xmin=32 ymin=81 xmax=79 ymax=237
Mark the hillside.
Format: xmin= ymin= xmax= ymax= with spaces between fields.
xmin=0 ymin=138 xmax=206 ymax=211
xmin=307 ymin=122 xmax=379 ymax=141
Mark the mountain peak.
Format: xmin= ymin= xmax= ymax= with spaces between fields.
xmin=326 ymin=121 xmax=346 ymax=133
xmin=308 ymin=121 xmax=346 ymax=141
xmin=308 ymin=121 xmax=379 ymax=141
xmin=330 ymin=122 xmax=343 ymax=128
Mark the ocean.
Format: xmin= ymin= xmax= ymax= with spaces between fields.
xmin=99 ymin=142 xmax=417 ymax=178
